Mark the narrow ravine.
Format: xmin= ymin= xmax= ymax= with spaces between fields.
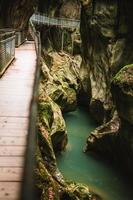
xmin=57 ymin=107 xmax=133 ymax=200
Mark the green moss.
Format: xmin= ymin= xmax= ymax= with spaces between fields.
xmin=38 ymin=102 xmax=53 ymax=130
xmin=113 ymin=64 xmax=133 ymax=84
xmin=113 ymin=64 xmax=133 ymax=96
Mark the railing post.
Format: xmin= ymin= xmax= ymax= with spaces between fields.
xmin=71 ymin=33 xmax=74 ymax=55
xmin=61 ymin=30 xmax=64 ymax=52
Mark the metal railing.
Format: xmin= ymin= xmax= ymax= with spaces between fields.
xmin=0 ymin=30 xmax=15 ymax=76
xmin=31 ymin=13 xmax=80 ymax=29
xmin=21 ymin=20 xmax=41 ymax=200
xmin=15 ymin=30 xmax=26 ymax=47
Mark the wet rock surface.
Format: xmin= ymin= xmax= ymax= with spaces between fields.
xmin=37 ymin=50 xmax=100 ymax=198
xmin=42 ymin=51 xmax=81 ymax=112
xmin=4 ymin=0 xmax=133 ymax=198
xmin=35 ymin=1 xmax=99 ymax=196
xmin=0 ymin=0 xmax=36 ymax=28
xmin=37 ymin=0 xmax=133 ymax=198
xmin=80 ymin=1 xmax=133 ymax=178
xmin=112 ymin=64 xmax=133 ymax=125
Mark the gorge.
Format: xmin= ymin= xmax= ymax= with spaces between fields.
xmin=0 ymin=0 xmax=133 ymax=199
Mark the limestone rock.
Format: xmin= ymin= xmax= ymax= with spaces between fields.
xmin=80 ymin=1 xmax=133 ymax=123
xmin=84 ymin=109 xmax=121 ymax=154
xmin=42 ymin=51 xmax=81 ymax=112
xmin=39 ymin=83 xmax=67 ymax=151
xmin=59 ymin=0 xmax=80 ymax=19
xmin=112 ymin=64 xmax=133 ymax=125
xmin=0 ymin=0 xmax=36 ymax=28
xmin=38 ymin=52 xmax=100 ymax=199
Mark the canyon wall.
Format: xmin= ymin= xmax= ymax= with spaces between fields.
xmin=80 ymin=0 xmax=133 ymax=175
xmin=0 ymin=0 xmax=36 ymax=29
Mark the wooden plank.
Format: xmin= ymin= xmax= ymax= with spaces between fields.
xmin=0 ymin=41 xmax=36 ymax=199
xmin=0 ymin=125 xmax=28 ymax=131
xmin=0 ymin=75 xmax=34 ymax=80
xmin=0 ymin=168 xmax=23 ymax=181
xmin=0 ymin=157 xmax=24 ymax=167
xmin=0 ymin=106 xmax=30 ymax=117
xmin=0 ymin=129 xmax=28 ymax=137
xmin=0 ymin=97 xmax=31 ymax=104
xmin=0 ymin=136 xmax=27 ymax=146
xmin=0 ymin=103 xmax=30 ymax=109
xmin=0 ymin=182 xmax=21 ymax=200
xmin=0 ymin=117 xmax=28 ymax=124
xmin=0 ymin=79 xmax=34 ymax=86
xmin=0 ymin=90 xmax=33 ymax=96
xmin=0 ymin=146 xmax=25 ymax=156
xmin=0 ymin=84 xmax=33 ymax=90
xmin=0 ymin=87 xmax=33 ymax=92
xmin=0 ymin=57 xmax=15 ymax=78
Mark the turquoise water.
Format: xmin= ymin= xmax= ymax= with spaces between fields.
xmin=56 ymin=107 xmax=133 ymax=200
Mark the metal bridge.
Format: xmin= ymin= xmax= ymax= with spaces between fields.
xmin=31 ymin=13 xmax=80 ymax=29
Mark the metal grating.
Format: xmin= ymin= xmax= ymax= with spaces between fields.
xmin=31 ymin=13 xmax=80 ymax=29
xmin=0 ymin=34 xmax=15 ymax=76
xmin=15 ymin=30 xmax=26 ymax=47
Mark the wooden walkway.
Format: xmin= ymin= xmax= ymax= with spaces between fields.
xmin=0 ymin=41 xmax=36 ymax=200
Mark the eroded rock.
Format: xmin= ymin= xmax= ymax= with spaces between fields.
xmin=80 ymin=1 xmax=133 ymax=124
xmin=39 ymin=83 xmax=67 ymax=151
xmin=81 ymin=1 xmax=133 ymax=177
xmin=112 ymin=64 xmax=133 ymax=125
xmin=84 ymin=109 xmax=120 ymax=154
xmin=38 ymin=71 xmax=101 ymax=200
xmin=41 ymin=51 xmax=81 ymax=112
xmin=38 ymin=50 xmax=100 ymax=199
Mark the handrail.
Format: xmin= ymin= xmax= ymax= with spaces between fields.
xmin=15 ymin=30 xmax=27 ymax=47
xmin=0 ymin=30 xmax=15 ymax=77
xmin=0 ymin=35 xmax=16 ymax=44
xmin=31 ymin=13 xmax=80 ymax=28
xmin=21 ymin=20 xmax=41 ymax=200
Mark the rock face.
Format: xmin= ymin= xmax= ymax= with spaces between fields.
xmin=0 ymin=0 xmax=102 ymax=199
xmin=39 ymin=85 xmax=67 ymax=151
xmin=35 ymin=1 xmax=101 ymax=198
xmin=41 ymin=51 xmax=81 ymax=112
xmin=80 ymin=0 xmax=133 ymax=175
xmin=80 ymin=1 xmax=133 ymax=123
xmin=0 ymin=0 xmax=36 ymax=28
xmin=37 ymin=53 xmax=101 ymax=199
xmin=112 ymin=64 xmax=133 ymax=125
xmin=59 ymin=0 xmax=81 ymax=19
xmin=37 ymin=0 xmax=81 ymax=54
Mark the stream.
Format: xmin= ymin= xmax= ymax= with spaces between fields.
xmin=57 ymin=107 xmax=133 ymax=200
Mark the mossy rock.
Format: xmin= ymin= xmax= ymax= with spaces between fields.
xmin=112 ymin=64 xmax=133 ymax=124
xmin=113 ymin=64 xmax=133 ymax=96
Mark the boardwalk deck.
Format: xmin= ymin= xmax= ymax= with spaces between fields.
xmin=0 ymin=41 xmax=36 ymax=200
